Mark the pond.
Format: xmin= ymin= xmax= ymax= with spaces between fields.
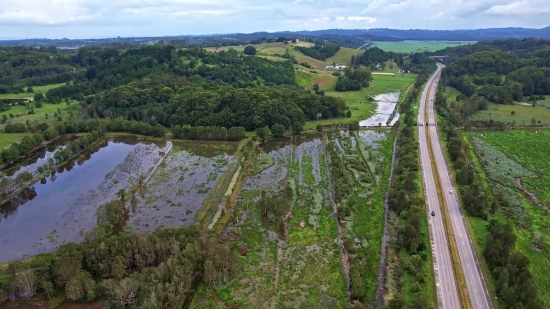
xmin=0 ymin=135 xmax=242 ymax=263
xmin=359 ymin=92 xmax=401 ymax=127
xmin=0 ymin=138 xmax=165 ymax=263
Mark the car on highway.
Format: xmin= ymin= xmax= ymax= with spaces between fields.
xmin=449 ymin=190 xmax=453 ymax=194
xmin=431 ymin=211 xmax=435 ymax=216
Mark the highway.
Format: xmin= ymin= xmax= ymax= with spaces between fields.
xmin=418 ymin=64 xmax=460 ymax=309
xmin=425 ymin=64 xmax=493 ymax=309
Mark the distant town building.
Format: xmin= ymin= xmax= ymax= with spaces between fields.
xmin=398 ymin=70 xmax=411 ymax=73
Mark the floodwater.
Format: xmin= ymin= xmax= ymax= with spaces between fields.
xmin=128 ymin=145 xmax=236 ymax=233
xmin=0 ymin=137 xmax=168 ymax=263
xmin=359 ymin=92 xmax=401 ymax=127
xmin=1 ymin=137 xmax=70 ymax=179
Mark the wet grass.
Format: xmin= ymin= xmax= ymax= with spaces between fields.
xmin=469 ymin=103 xmax=550 ymax=126
xmin=464 ymin=130 xmax=550 ymax=307
xmin=480 ymin=130 xmax=550 ymax=215
xmin=277 ymin=138 xmax=347 ymax=308
xmin=330 ymin=129 xmax=404 ymax=305
xmin=188 ymin=134 xmax=354 ymax=307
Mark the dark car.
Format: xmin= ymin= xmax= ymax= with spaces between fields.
xmin=431 ymin=211 xmax=435 ymax=216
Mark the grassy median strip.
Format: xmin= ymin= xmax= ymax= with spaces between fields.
xmin=424 ymin=76 xmax=472 ymax=309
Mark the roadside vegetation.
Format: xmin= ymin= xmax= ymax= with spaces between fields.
xmin=384 ymin=72 xmax=438 ymax=308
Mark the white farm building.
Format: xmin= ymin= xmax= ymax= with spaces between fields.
xmin=325 ymin=65 xmax=347 ymax=71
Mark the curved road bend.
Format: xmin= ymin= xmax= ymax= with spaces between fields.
xmin=418 ymin=64 xmax=460 ymax=309
xmin=426 ymin=64 xmax=493 ymax=309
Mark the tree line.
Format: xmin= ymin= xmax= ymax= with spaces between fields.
xmin=171 ymin=125 xmax=245 ymax=141
xmin=0 ymin=130 xmax=106 ymax=200
xmin=0 ymin=224 xmax=239 ymax=307
xmin=484 ymin=220 xmax=543 ymax=309
xmin=85 ymin=82 xmax=347 ymax=131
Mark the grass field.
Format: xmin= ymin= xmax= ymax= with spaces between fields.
xmin=207 ymin=42 xmax=364 ymax=69
xmin=0 ymin=133 xmax=30 ymax=150
xmin=535 ymin=96 xmax=550 ymax=108
xmin=0 ymin=83 xmax=66 ymax=100
xmin=1 ymin=101 xmax=80 ymax=131
xmin=469 ymin=103 xmax=550 ymax=126
xmin=369 ymin=40 xmax=476 ymax=53
xmin=326 ymin=48 xmax=364 ymax=65
xmin=1 ymin=99 xmax=80 ymax=151
xmin=465 ymin=130 xmax=550 ymax=307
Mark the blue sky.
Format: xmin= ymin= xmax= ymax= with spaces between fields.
xmin=0 ymin=0 xmax=549 ymax=39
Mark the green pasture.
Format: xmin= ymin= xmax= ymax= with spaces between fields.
xmin=1 ymin=101 xmax=80 ymax=131
xmin=370 ymin=40 xmax=476 ymax=53
xmin=0 ymin=83 xmax=66 ymax=100
xmin=469 ymin=103 xmax=550 ymax=126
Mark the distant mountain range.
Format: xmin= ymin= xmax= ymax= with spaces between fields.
xmin=302 ymin=27 xmax=550 ymax=41
xmin=1 ymin=27 xmax=549 ymax=48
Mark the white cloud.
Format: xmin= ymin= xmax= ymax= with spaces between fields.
xmin=170 ymin=10 xmax=238 ymax=16
xmin=0 ymin=0 xmax=547 ymax=38
xmin=347 ymin=16 xmax=377 ymax=22
xmin=485 ymin=0 xmax=550 ymax=15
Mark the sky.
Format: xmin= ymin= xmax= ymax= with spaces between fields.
xmin=0 ymin=0 xmax=549 ymax=39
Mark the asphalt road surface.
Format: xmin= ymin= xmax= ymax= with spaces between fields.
xmin=418 ymin=64 xmax=461 ymax=309
xmin=425 ymin=64 xmax=493 ymax=309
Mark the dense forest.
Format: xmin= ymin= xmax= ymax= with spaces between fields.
xmin=86 ymin=83 xmax=347 ymax=131
xmin=1 ymin=44 xmax=351 ymax=135
xmin=0 ymin=45 xmax=296 ymax=95
xmin=439 ymin=39 xmax=550 ymax=104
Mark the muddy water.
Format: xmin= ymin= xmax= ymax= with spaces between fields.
xmin=359 ymin=92 xmax=401 ymax=127
xmin=0 ymin=138 xmax=167 ymax=263
xmin=128 ymin=146 xmax=235 ymax=233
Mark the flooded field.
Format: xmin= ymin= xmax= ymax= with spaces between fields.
xmin=128 ymin=143 xmax=237 ymax=233
xmin=0 ymin=136 xmax=238 ymax=263
xmin=359 ymin=92 xmax=400 ymax=127
xmin=191 ymin=130 xmax=396 ymax=308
